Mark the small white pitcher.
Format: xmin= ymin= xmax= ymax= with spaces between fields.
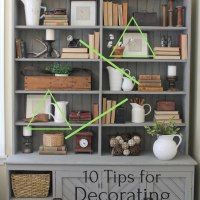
xmin=122 ymin=70 xmax=135 ymax=91
xmin=50 ymin=101 xmax=69 ymax=123
xmin=130 ymin=103 xmax=151 ymax=123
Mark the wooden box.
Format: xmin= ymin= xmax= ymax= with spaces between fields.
xmin=24 ymin=76 xmax=91 ymax=91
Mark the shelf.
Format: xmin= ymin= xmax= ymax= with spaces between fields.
xmin=103 ymin=26 xmax=187 ymax=31
xmin=15 ymin=90 xmax=100 ymax=95
xmin=15 ymin=25 xmax=100 ymax=30
xmin=15 ymin=58 xmax=100 ymax=62
xmin=15 ymin=121 xmax=186 ymax=127
xmin=6 ymin=152 xmax=197 ymax=166
xmin=15 ymin=121 xmax=99 ymax=127
xmin=102 ymin=91 xmax=186 ymax=95
xmin=107 ymin=59 xmax=187 ymax=63
xmin=102 ymin=122 xmax=186 ymax=127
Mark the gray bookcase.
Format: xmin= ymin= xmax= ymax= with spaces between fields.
xmin=6 ymin=0 xmax=197 ymax=199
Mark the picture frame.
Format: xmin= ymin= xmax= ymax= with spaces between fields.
xmin=71 ymin=1 xmax=97 ymax=26
xmin=123 ymin=33 xmax=149 ymax=58
xmin=26 ymin=95 xmax=51 ymax=118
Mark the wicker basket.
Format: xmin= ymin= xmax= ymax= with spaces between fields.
xmin=43 ymin=133 xmax=64 ymax=147
xmin=11 ymin=174 xmax=50 ymax=198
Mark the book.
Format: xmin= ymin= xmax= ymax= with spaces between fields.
xmin=16 ymin=39 xmax=22 ymax=58
xmin=44 ymin=22 xmax=68 ymax=26
xmin=102 ymin=98 xmax=107 ymax=124
xmin=89 ymin=34 xmax=95 ymax=59
xmin=108 ymin=1 xmax=113 ymax=26
xmin=155 ymin=55 xmax=181 ymax=60
xmin=154 ymin=114 xmax=180 ymax=120
xmin=39 ymin=146 xmax=66 ymax=151
xmin=140 ymin=80 xmax=161 ymax=83
xmin=39 ymin=150 xmax=67 ymax=155
xmin=138 ymin=86 xmax=164 ymax=92
xmin=106 ymin=100 xmax=112 ymax=124
xmin=154 ymin=47 xmax=180 ymax=52
xmin=122 ymin=2 xmax=128 ymax=25
xmin=62 ymin=48 xmax=88 ymax=53
xmin=111 ymin=100 xmax=116 ymax=124
xmin=45 ymin=15 xmax=68 ymax=19
xmin=94 ymin=32 xmax=100 ymax=59
xmin=20 ymin=40 xmax=27 ymax=58
xmin=61 ymin=53 xmax=89 ymax=59
xmin=44 ymin=19 xmax=68 ymax=23
xmin=139 ymin=82 xmax=162 ymax=87
xmin=180 ymin=34 xmax=188 ymax=59
xmin=103 ymin=1 xmax=108 ymax=26
xmin=155 ymin=51 xmax=180 ymax=56
xmin=155 ymin=110 xmax=179 ymax=115
xmin=113 ymin=3 xmax=118 ymax=26
xmin=154 ymin=119 xmax=182 ymax=123
xmin=92 ymin=104 xmax=99 ymax=124
xmin=118 ymin=4 xmax=123 ymax=26
xmin=139 ymin=75 xmax=161 ymax=80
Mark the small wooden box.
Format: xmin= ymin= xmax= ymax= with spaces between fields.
xmin=24 ymin=76 xmax=91 ymax=91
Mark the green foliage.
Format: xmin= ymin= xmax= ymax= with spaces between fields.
xmin=145 ymin=118 xmax=180 ymax=136
xmin=46 ymin=63 xmax=72 ymax=75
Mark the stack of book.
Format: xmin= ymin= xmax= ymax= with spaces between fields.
xmin=154 ymin=110 xmax=182 ymax=124
xmin=154 ymin=47 xmax=181 ymax=60
xmin=102 ymin=98 xmax=116 ymax=124
xmin=44 ymin=14 xmax=69 ymax=26
xmin=39 ymin=146 xmax=67 ymax=155
xmin=103 ymin=1 xmax=128 ymax=26
xmin=15 ymin=38 xmax=27 ymax=58
xmin=69 ymin=111 xmax=92 ymax=123
xmin=61 ymin=48 xmax=89 ymax=59
xmin=138 ymin=75 xmax=163 ymax=92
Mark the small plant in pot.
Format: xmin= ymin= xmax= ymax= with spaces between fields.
xmin=46 ymin=63 xmax=72 ymax=77
xmin=145 ymin=119 xmax=182 ymax=161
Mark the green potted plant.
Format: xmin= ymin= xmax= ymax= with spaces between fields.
xmin=46 ymin=63 xmax=72 ymax=77
xmin=145 ymin=119 xmax=182 ymax=161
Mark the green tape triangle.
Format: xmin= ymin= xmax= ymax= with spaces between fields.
xmin=109 ymin=17 xmax=156 ymax=59
xmin=25 ymin=89 xmax=72 ymax=131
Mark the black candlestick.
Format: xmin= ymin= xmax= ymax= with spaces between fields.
xmin=45 ymin=40 xmax=55 ymax=58
xmin=166 ymin=76 xmax=178 ymax=91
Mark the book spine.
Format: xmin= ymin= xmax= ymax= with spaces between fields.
xmin=122 ymin=2 xmax=128 ymax=26
xmin=180 ymin=34 xmax=188 ymax=60
xmin=108 ymin=1 xmax=113 ymax=26
xmin=106 ymin=100 xmax=112 ymax=124
xmin=113 ymin=3 xmax=118 ymax=26
xmin=89 ymin=34 xmax=95 ymax=59
xmin=111 ymin=101 xmax=116 ymax=124
xmin=102 ymin=98 xmax=107 ymax=124
xmin=92 ymin=104 xmax=99 ymax=124
xmin=103 ymin=1 xmax=108 ymax=26
xmin=138 ymin=87 xmax=163 ymax=92
xmin=139 ymin=75 xmax=161 ymax=80
xmin=94 ymin=32 xmax=100 ymax=59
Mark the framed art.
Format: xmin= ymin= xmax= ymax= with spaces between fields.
xmin=26 ymin=95 xmax=51 ymax=118
xmin=123 ymin=33 xmax=148 ymax=58
xmin=71 ymin=1 xmax=97 ymax=26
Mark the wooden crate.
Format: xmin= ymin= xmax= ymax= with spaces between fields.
xmin=24 ymin=76 xmax=91 ymax=91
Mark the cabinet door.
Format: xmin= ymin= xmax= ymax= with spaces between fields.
xmin=56 ymin=171 xmax=100 ymax=200
xmin=146 ymin=171 xmax=192 ymax=200
xmin=101 ymin=171 xmax=146 ymax=200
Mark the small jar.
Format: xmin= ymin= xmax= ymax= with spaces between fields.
xmin=22 ymin=136 xmax=33 ymax=154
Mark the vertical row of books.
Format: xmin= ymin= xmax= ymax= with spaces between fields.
xmin=16 ymin=39 xmax=27 ymax=58
xmin=103 ymin=1 xmax=128 ymax=26
xmin=102 ymin=98 xmax=116 ymax=124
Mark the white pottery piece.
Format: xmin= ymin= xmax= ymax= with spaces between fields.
xmin=153 ymin=134 xmax=182 ymax=160
xmin=122 ymin=77 xmax=135 ymax=91
xmin=21 ymin=0 xmax=42 ymax=26
xmin=130 ymin=103 xmax=151 ymax=123
xmin=55 ymin=74 xmax=69 ymax=77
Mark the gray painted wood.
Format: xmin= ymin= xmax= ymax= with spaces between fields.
xmin=7 ymin=0 xmax=196 ymax=199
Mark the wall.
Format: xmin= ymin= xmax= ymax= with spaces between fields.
xmin=191 ymin=0 xmax=200 ymax=199
xmin=0 ymin=0 xmax=200 ymax=199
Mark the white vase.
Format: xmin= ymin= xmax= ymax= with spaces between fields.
xmin=153 ymin=134 xmax=182 ymax=161
xmin=21 ymin=0 xmax=42 ymax=26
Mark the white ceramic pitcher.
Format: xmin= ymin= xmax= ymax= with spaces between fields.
xmin=130 ymin=103 xmax=151 ymax=123
xmin=21 ymin=0 xmax=42 ymax=26
xmin=107 ymin=67 xmax=130 ymax=91
xmin=153 ymin=134 xmax=182 ymax=160
xmin=50 ymin=101 xmax=69 ymax=123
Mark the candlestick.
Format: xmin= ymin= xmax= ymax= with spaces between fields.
xmin=45 ymin=40 xmax=55 ymax=58
xmin=166 ymin=76 xmax=178 ymax=91
xmin=168 ymin=65 xmax=177 ymax=76
xmin=162 ymin=4 xmax=168 ymax=26
xmin=46 ymin=29 xmax=55 ymax=41
xmin=176 ymin=6 xmax=184 ymax=27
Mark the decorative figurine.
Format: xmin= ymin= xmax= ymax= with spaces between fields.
xmin=168 ymin=10 xmax=173 ymax=26
xmin=167 ymin=36 xmax=172 ymax=47
xmin=67 ymin=35 xmax=81 ymax=48
xmin=162 ymin=4 xmax=168 ymax=26
xmin=22 ymin=136 xmax=33 ymax=154
xmin=176 ymin=6 xmax=184 ymax=27
xmin=161 ymin=35 xmax=168 ymax=47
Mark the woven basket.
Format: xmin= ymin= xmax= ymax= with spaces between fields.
xmin=11 ymin=174 xmax=50 ymax=198
xmin=43 ymin=133 xmax=64 ymax=147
